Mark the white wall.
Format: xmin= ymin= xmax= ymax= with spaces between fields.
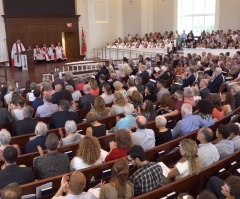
xmin=76 ymin=0 xmax=121 ymax=58
xmin=122 ymin=0 xmax=141 ymax=37
xmin=153 ymin=0 xmax=175 ymax=33
xmin=216 ymin=0 xmax=240 ymax=32
xmin=0 ymin=0 xmax=8 ymax=61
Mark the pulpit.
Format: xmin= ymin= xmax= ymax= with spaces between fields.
xmin=20 ymin=50 xmax=34 ymax=70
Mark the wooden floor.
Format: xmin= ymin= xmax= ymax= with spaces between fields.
xmin=0 ymin=58 xmax=81 ymax=88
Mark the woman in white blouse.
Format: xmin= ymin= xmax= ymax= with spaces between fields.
xmin=70 ymin=136 xmax=103 ymax=171
xmin=167 ymin=139 xmax=202 ymax=180
xmin=101 ymin=83 xmax=114 ymax=105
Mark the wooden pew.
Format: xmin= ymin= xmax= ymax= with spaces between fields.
xmin=10 ymin=113 xmax=124 ymax=151
xmin=133 ymin=150 xmax=240 ymax=199
xmin=2 ymin=133 xmax=116 ymax=168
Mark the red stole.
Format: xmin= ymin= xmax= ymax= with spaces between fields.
xmin=16 ymin=43 xmax=23 ymax=62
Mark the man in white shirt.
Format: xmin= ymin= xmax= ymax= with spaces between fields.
xmin=197 ymin=127 xmax=220 ymax=168
xmin=53 ymin=171 xmax=94 ymax=199
xmin=11 ymin=39 xmax=26 ymax=68
xmin=131 ymin=116 xmax=155 ymax=150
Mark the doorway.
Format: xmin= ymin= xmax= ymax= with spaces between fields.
xmin=62 ymin=32 xmax=80 ymax=58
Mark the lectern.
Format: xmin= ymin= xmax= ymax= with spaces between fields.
xmin=20 ymin=50 xmax=34 ymax=70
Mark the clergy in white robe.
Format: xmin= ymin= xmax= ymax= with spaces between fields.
xmin=55 ymin=42 xmax=66 ymax=61
xmin=33 ymin=45 xmax=44 ymax=63
xmin=41 ymin=44 xmax=51 ymax=62
xmin=11 ymin=39 xmax=26 ymax=67
xmin=48 ymin=44 xmax=57 ymax=62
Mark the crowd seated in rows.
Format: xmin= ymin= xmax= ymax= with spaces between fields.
xmin=105 ymin=29 xmax=240 ymax=50
xmin=0 ymin=47 xmax=240 ymax=198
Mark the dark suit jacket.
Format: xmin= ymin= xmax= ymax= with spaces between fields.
xmin=0 ymin=108 xmax=14 ymax=124
xmin=182 ymin=74 xmax=196 ymax=88
xmin=200 ymin=87 xmax=210 ymax=99
xmin=31 ymin=98 xmax=44 ymax=109
xmin=78 ymin=93 xmax=96 ymax=109
xmin=159 ymin=71 xmax=169 ymax=81
xmin=207 ymin=74 xmax=224 ymax=93
xmin=52 ymin=91 xmax=61 ymax=104
xmin=0 ymin=165 xmax=34 ymax=189
xmin=49 ymin=111 xmax=80 ymax=129
xmin=139 ymin=70 xmax=149 ymax=82
xmin=14 ymin=117 xmax=38 ymax=136
xmin=25 ymin=136 xmax=47 ymax=153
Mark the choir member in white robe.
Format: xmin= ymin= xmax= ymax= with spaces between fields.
xmin=41 ymin=44 xmax=51 ymax=62
xmin=48 ymin=44 xmax=57 ymax=62
xmin=33 ymin=45 xmax=44 ymax=63
xmin=11 ymin=39 xmax=26 ymax=68
xmin=55 ymin=42 xmax=66 ymax=62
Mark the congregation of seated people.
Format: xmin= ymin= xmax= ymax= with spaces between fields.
xmin=105 ymin=29 xmax=240 ymax=50
xmin=0 ymin=43 xmax=240 ymax=199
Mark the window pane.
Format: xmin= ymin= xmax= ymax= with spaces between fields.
xmin=193 ymin=16 xmax=204 ymax=36
xmin=205 ymin=16 xmax=215 ymax=32
xmin=193 ymin=0 xmax=205 ymax=14
xmin=182 ymin=0 xmax=193 ymax=15
xmin=205 ymin=0 xmax=216 ymax=14
xmin=182 ymin=17 xmax=192 ymax=34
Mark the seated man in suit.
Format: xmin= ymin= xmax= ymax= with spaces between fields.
xmin=170 ymin=67 xmax=196 ymax=94
xmin=14 ymin=105 xmax=38 ymax=136
xmin=199 ymin=79 xmax=210 ymax=99
xmin=208 ymin=67 xmax=224 ymax=93
xmin=78 ymin=84 xmax=96 ymax=109
xmin=25 ymin=122 xmax=48 ymax=153
xmin=34 ymin=133 xmax=70 ymax=179
xmin=0 ymin=146 xmax=34 ymax=189
xmin=138 ymin=64 xmax=149 ymax=84
xmin=52 ymin=84 xmax=62 ymax=104
xmin=49 ymin=100 xmax=80 ymax=129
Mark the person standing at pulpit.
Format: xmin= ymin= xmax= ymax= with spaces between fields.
xmin=41 ymin=44 xmax=51 ymax=62
xmin=56 ymin=42 xmax=67 ymax=62
xmin=11 ymin=39 xmax=26 ymax=68
xmin=33 ymin=45 xmax=44 ymax=64
xmin=48 ymin=44 xmax=57 ymax=62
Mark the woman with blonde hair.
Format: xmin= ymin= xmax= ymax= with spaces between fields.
xmin=85 ymin=112 xmax=106 ymax=137
xmin=90 ymin=96 xmax=110 ymax=118
xmin=113 ymin=81 xmax=127 ymax=98
xmin=167 ymin=139 xmax=202 ymax=180
xmin=70 ymin=136 xmax=102 ymax=170
xmin=131 ymin=90 xmax=143 ymax=108
xmin=99 ymin=158 xmax=134 ymax=199
xmin=89 ymin=79 xmax=100 ymax=96
xmin=109 ymin=92 xmax=129 ymax=116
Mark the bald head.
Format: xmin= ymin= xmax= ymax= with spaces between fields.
xmin=83 ymin=84 xmax=91 ymax=94
xmin=181 ymin=103 xmax=192 ymax=116
xmin=55 ymin=84 xmax=62 ymax=92
xmin=69 ymin=171 xmax=86 ymax=195
xmin=136 ymin=115 xmax=147 ymax=129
